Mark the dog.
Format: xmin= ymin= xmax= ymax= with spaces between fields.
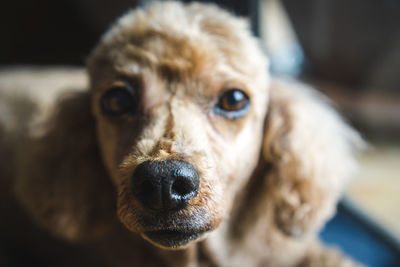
xmin=0 ymin=1 xmax=363 ymax=266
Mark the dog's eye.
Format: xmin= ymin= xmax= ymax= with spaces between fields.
xmin=215 ymin=89 xmax=250 ymax=118
xmin=101 ymin=86 xmax=136 ymax=116
xmin=219 ymin=90 xmax=249 ymax=111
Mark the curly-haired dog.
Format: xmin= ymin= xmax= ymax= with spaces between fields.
xmin=0 ymin=1 xmax=363 ymax=266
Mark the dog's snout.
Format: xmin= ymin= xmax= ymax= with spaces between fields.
xmin=132 ymin=160 xmax=199 ymax=211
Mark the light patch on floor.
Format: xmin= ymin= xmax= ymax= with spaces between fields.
xmin=346 ymin=143 xmax=400 ymax=237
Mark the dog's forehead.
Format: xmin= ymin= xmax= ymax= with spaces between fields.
xmin=88 ymin=2 xmax=268 ymax=92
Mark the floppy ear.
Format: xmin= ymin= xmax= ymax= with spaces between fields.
xmin=15 ymin=91 xmax=116 ymax=242
xmin=263 ymin=79 xmax=362 ymax=238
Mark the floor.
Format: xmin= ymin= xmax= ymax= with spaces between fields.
xmin=346 ymin=142 xmax=400 ymax=237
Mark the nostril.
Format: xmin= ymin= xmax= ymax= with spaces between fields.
xmin=171 ymin=177 xmax=195 ymax=198
xmin=134 ymin=179 xmax=163 ymax=211
xmin=140 ymin=180 xmax=157 ymax=196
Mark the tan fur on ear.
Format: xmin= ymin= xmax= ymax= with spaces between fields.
xmin=263 ymin=79 xmax=362 ymax=238
xmin=15 ymin=92 xmax=116 ymax=242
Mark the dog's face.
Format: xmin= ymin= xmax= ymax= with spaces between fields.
xmin=88 ymin=2 xmax=269 ymax=249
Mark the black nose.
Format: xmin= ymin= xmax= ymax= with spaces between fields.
xmin=131 ymin=160 xmax=199 ymax=212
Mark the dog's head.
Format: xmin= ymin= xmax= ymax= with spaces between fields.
xmin=87 ymin=2 xmax=269 ymax=248
xmin=16 ymin=1 xmax=361 ymax=251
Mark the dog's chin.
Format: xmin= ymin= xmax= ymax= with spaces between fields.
xmin=118 ymin=201 xmax=217 ymax=249
xmin=141 ymin=229 xmax=206 ymax=249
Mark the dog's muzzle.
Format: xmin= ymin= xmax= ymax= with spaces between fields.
xmin=131 ymin=159 xmax=204 ymax=247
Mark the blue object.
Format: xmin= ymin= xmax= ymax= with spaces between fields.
xmin=320 ymin=199 xmax=400 ymax=266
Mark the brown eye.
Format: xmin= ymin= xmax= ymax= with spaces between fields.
xmin=215 ymin=89 xmax=250 ymax=119
xmin=101 ymin=85 xmax=136 ymax=116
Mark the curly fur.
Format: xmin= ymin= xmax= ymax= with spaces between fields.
xmin=0 ymin=2 xmax=363 ymax=266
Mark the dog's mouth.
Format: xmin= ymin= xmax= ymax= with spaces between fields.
xmin=142 ymin=229 xmax=206 ymax=248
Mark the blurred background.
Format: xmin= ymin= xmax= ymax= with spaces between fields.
xmin=1 ymin=0 xmax=399 ymax=265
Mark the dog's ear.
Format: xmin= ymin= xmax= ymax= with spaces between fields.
xmin=15 ymin=91 xmax=116 ymax=242
xmin=263 ymin=79 xmax=362 ymax=238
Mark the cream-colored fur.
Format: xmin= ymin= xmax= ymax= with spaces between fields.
xmin=0 ymin=2 xmax=362 ymax=266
